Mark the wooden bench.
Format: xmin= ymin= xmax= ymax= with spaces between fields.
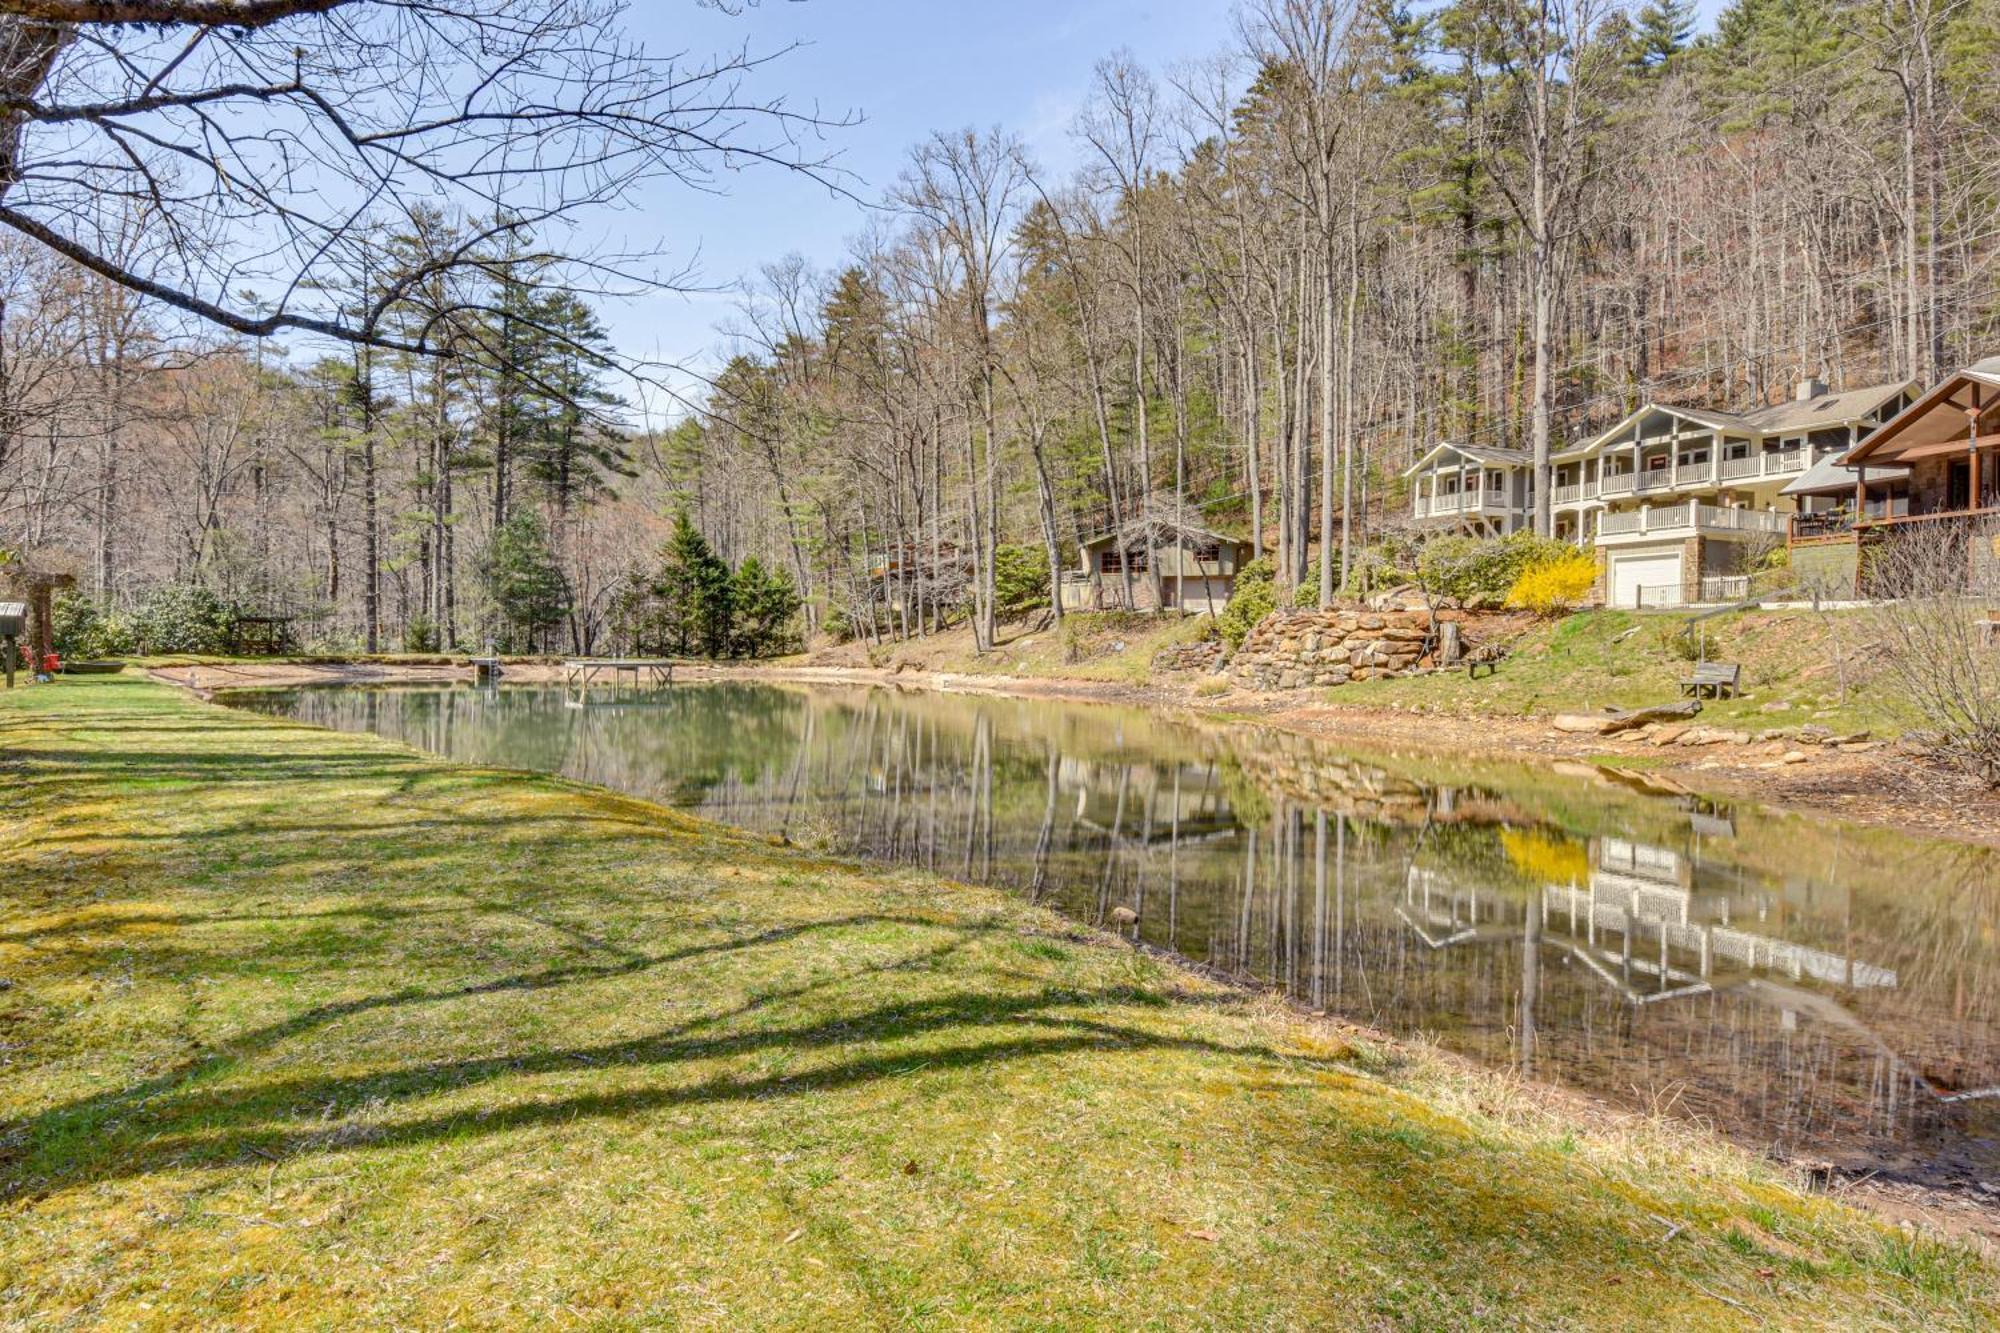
xmin=1680 ymin=661 xmax=1741 ymax=700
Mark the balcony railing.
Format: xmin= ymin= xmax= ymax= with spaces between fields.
xmin=1598 ymin=502 xmax=1787 ymax=539
xmin=1413 ymin=490 xmax=1533 ymax=519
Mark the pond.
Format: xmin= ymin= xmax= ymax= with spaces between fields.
xmin=230 ymin=679 xmax=2000 ymax=1183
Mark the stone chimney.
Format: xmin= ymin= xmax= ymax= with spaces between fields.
xmin=1795 ymin=376 xmax=1828 ymax=402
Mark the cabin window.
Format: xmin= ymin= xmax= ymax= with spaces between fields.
xmin=1191 ymin=542 xmax=1221 ymax=563
xmin=1100 ymin=547 xmax=1149 ymax=575
xmin=1678 ymin=449 xmax=1709 ymax=466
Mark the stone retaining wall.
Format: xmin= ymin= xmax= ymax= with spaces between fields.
xmin=1228 ymin=608 xmax=1461 ymax=691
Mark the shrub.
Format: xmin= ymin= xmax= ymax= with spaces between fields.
xmin=993 ymin=543 xmax=1050 ymax=614
xmin=132 ymin=584 xmax=235 ymax=655
xmin=1216 ymin=557 xmax=1276 ymax=648
xmin=403 ymin=614 xmax=441 ymax=653
xmin=1418 ymin=531 xmax=1570 ymax=605
xmin=1505 ymin=550 xmax=1598 ymax=616
xmin=51 ymin=593 xmax=136 ymax=659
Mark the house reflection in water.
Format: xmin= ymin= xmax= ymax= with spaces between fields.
xmin=238 ymin=681 xmax=2000 ymax=1177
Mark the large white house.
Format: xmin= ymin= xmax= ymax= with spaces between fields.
xmin=1404 ymin=377 xmax=1916 ymax=607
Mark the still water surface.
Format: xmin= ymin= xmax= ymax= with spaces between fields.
xmin=233 ymin=680 xmax=2000 ymax=1180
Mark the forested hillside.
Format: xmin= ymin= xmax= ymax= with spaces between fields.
xmin=8 ymin=0 xmax=2000 ymax=654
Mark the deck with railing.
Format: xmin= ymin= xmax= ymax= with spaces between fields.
xmin=1555 ymin=450 xmax=1811 ymax=506
xmin=1596 ymin=501 xmax=1786 ymax=541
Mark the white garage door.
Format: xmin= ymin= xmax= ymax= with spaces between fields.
xmin=1609 ymin=553 xmax=1683 ymax=608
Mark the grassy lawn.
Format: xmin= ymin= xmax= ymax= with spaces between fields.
xmin=0 ymin=677 xmax=1989 ymax=1328
xmin=1338 ymin=608 xmax=1912 ymax=736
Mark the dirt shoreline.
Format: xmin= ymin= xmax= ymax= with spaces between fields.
xmin=149 ymin=657 xmax=2000 ymax=850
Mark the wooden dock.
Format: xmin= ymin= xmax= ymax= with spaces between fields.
xmin=561 ymin=658 xmax=675 ymax=707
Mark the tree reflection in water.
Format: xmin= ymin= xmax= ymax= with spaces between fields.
xmin=238 ymin=681 xmax=2000 ymax=1179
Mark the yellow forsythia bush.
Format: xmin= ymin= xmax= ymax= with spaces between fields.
xmin=1505 ymin=550 xmax=1598 ymax=615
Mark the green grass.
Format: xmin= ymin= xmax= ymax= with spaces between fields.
xmin=1337 ymin=608 xmax=1912 ymax=736
xmin=0 ymin=677 xmax=1989 ymax=1328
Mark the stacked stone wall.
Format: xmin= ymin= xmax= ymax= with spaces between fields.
xmin=1228 ymin=608 xmax=1460 ymax=690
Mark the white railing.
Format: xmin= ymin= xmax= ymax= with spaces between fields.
xmin=1700 ymin=575 xmax=1751 ymax=602
xmin=1601 ymin=473 xmax=1636 ymax=496
xmin=1597 ymin=501 xmax=1787 ymax=539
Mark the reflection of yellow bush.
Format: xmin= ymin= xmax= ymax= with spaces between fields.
xmin=1506 ymin=551 xmax=1599 ymax=615
xmin=1501 ymin=828 xmax=1591 ymax=885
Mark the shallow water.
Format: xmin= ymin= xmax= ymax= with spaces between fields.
xmin=231 ymin=679 xmax=2000 ymax=1181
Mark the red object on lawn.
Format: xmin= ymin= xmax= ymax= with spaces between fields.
xmin=41 ymin=652 xmax=60 ymax=674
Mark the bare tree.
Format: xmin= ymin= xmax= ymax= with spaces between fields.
xmin=1860 ymin=521 xmax=2000 ymax=785
xmin=0 ymin=1 xmax=844 ymax=354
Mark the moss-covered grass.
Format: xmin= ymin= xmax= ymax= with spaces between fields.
xmin=1338 ymin=607 xmax=1912 ymax=736
xmin=0 ymin=677 xmax=1989 ymax=1328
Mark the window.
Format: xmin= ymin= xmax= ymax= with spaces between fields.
xmin=1102 ymin=547 xmax=1149 ymax=574
xmin=1191 ymin=542 xmax=1221 ymax=564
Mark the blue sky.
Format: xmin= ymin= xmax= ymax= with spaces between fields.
xmin=603 ymin=0 xmax=1241 ymax=418
xmin=601 ymin=0 xmax=1733 ymax=421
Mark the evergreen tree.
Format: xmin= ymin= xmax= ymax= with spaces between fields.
xmin=1630 ymin=0 xmax=1697 ymax=68
xmin=651 ymin=512 xmax=734 ymax=657
xmin=488 ymin=510 xmax=571 ymax=653
xmin=730 ymin=555 xmax=802 ymax=657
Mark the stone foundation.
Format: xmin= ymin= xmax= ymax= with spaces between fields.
xmin=1228 ymin=608 xmax=1462 ymax=691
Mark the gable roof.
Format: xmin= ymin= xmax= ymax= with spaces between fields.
xmin=1402 ymin=441 xmax=1532 ymax=477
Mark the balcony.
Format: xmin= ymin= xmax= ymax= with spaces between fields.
xmin=1412 ymin=490 xmax=1531 ymax=520
xmin=1596 ymin=502 xmax=1787 ymax=542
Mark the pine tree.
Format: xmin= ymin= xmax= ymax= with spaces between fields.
xmin=1630 ymin=0 xmax=1697 ymax=69
xmin=730 ymin=555 xmax=802 ymax=657
xmin=488 ymin=510 xmax=570 ymax=653
xmin=651 ymin=512 xmax=734 ymax=657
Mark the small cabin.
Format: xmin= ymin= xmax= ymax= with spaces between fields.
xmin=1066 ymin=526 xmax=1254 ymax=614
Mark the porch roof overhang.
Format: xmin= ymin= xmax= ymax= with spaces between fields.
xmin=1846 ymin=359 xmax=2000 ymax=465
xmin=1779 ymin=453 xmax=1911 ymax=497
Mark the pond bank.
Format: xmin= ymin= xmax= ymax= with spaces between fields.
xmin=3 ymin=675 xmax=1994 ymax=1325
xmin=145 ymin=656 xmax=2000 ymax=850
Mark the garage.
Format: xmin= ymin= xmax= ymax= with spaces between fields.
xmin=1609 ymin=551 xmax=1683 ymax=608
xmin=1171 ymin=576 xmax=1232 ymax=613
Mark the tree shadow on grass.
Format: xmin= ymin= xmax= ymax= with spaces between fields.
xmin=1 ymin=942 xmax=1276 ymax=1201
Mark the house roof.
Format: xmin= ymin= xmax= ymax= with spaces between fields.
xmin=1403 ymin=441 xmax=1532 ymax=477
xmin=1779 ymin=451 xmax=1911 ymax=497
xmin=1078 ymin=527 xmax=1247 ymax=551
xmin=1735 ymin=379 xmax=1913 ymax=434
xmin=1847 ymin=359 xmax=2000 ymax=465
xmin=1558 ymin=379 xmax=1914 ymax=459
